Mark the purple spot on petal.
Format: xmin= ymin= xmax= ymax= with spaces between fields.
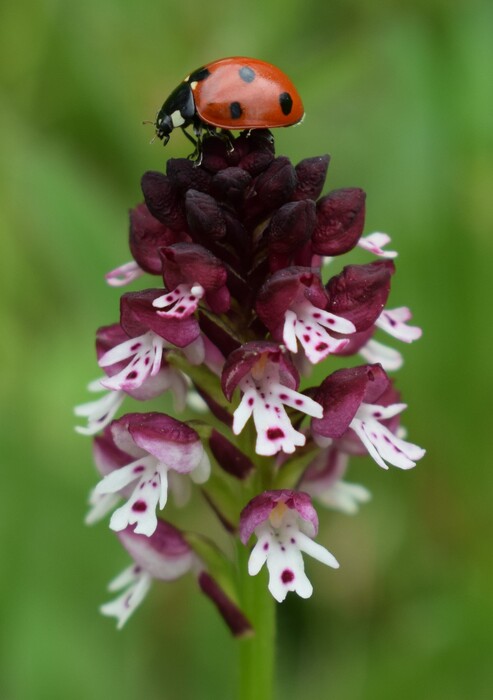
xmin=144 ymin=357 xmax=150 ymax=366
xmin=327 ymin=318 xmax=335 ymax=325
xmin=267 ymin=427 xmax=284 ymax=440
xmin=315 ymin=342 xmax=328 ymax=352
xmin=281 ymin=569 xmax=294 ymax=584
xmin=312 ymin=312 xmax=321 ymax=319
xmin=127 ymin=371 xmax=138 ymax=380
xmin=281 ymin=546 xmax=286 ymax=551
xmin=263 ymin=542 xmax=269 ymax=551
xmin=176 ymin=306 xmax=186 ymax=313
xmin=303 ymin=334 xmax=311 ymax=342
xmin=373 ymin=411 xmax=382 ymax=418
xmin=189 ymin=296 xmax=196 ymax=301
xmin=248 ymin=397 xmax=254 ymax=406
xmin=132 ymin=500 xmax=147 ymax=512
xmin=265 ymin=403 xmax=270 ymax=409
xmin=133 ymin=465 xmax=145 ymax=473
xmin=290 ymin=537 xmax=296 ymax=544
xmin=279 ymin=393 xmax=288 ymax=400
xmin=295 ymin=399 xmax=303 ymax=406
xmin=130 ymin=343 xmax=141 ymax=351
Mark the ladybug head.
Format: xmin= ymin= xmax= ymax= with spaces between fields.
xmin=154 ymin=82 xmax=196 ymax=146
xmin=155 ymin=112 xmax=173 ymax=145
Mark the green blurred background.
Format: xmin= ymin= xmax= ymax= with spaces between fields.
xmin=1 ymin=0 xmax=492 ymax=698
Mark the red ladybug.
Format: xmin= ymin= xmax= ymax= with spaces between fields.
xmin=154 ymin=57 xmax=304 ymax=148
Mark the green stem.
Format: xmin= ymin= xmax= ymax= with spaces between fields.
xmin=236 ymin=542 xmax=276 ymax=700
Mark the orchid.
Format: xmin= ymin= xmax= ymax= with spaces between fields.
xmin=76 ymin=125 xmax=424 ymax=667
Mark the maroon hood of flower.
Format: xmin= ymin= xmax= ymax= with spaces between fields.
xmin=93 ymin=426 xmax=132 ymax=477
xmin=332 ymin=325 xmax=375 ymax=356
xmin=221 ymin=341 xmax=299 ymax=401
xmin=335 ymin=380 xmax=403 ymax=455
xmin=311 ymin=188 xmax=366 ymax=256
xmin=326 ymin=260 xmax=395 ymax=331
xmin=312 ymin=364 xmax=390 ymax=439
xmin=256 ymin=266 xmax=328 ymax=335
xmin=239 ymin=490 xmax=318 ymax=544
xmin=118 ymin=520 xmax=193 ymax=580
xmin=120 ymin=289 xmax=200 ymax=347
xmin=95 ymin=324 xmax=130 ymax=377
xmin=129 ymin=202 xmax=187 ymax=275
xmin=159 ymin=243 xmax=231 ymax=314
xmin=111 ymin=412 xmax=202 ymax=470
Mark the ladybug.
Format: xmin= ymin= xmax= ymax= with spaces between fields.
xmin=154 ymin=57 xmax=304 ymax=149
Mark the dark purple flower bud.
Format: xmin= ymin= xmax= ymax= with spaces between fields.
xmin=211 ymin=167 xmax=253 ymax=206
xmin=120 ymin=289 xmax=200 ymax=348
xmin=198 ymin=571 xmax=253 ymax=638
xmin=166 ymin=158 xmax=213 ymax=194
xmin=141 ymin=171 xmax=188 ymax=232
xmin=159 ymin=243 xmax=231 ymax=314
xmin=234 ymin=129 xmax=276 ymax=176
xmin=326 ymin=260 xmax=395 ymax=331
xmin=265 ymin=200 xmax=317 ymax=265
xmin=129 ymin=203 xmax=186 ymax=275
xmin=193 ymin=385 xmax=233 ymax=427
xmin=292 ymin=155 xmax=330 ymax=201
xmin=244 ymin=156 xmax=297 ymax=223
xmin=312 ymin=364 xmax=389 ymax=439
xmin=209 ymin=429 xmax=253 ymax=479
xmin=311 ymin=188 xmax=366 ymax=256
xmin=185 ymin=189 xmax=227 ymax=240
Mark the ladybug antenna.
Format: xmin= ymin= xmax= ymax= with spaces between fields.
xmin=142 ymin=119 xmax=154 ymax=126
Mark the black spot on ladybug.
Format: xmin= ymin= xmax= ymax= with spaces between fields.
xmin=279 ymin=92 xmax=293 ymax=115
xmin=239 ymin=66 xmax=256 ymax=83
xmin=188 ymin=66 xmax=211 ymax=83
xmin=229 ymin=102 xmax=243 ymax=119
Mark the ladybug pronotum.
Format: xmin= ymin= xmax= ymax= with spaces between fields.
xmin=154 ymin=57 xmax=304 ymax=150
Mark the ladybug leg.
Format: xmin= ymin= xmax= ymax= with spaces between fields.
xmin=215 ymin=129 xmax=235 ymax=154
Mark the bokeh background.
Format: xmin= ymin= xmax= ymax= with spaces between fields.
xmin=1 ymin=0 xmax=492 ymax=698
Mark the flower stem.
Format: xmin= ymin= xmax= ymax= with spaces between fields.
xmin=236 ymin=542 xmax=276 ymax=700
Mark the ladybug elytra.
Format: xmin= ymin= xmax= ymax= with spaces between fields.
xmin=154 ymin=57 xmax=304 ymax=150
